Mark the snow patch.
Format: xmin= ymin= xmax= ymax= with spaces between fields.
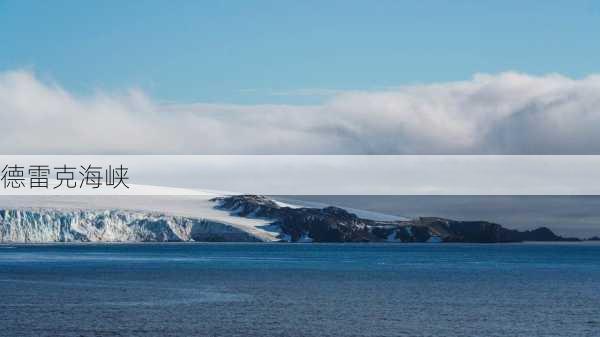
xmin=297 ymin=233 xmax=313 ymax=243
xmin=427 ymin=235 xmax=442 ymax=243
xmin=386 ymin=231 xmax=399 ymax=242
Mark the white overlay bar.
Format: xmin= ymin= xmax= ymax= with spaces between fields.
xmin=0 ymin=155 xmax=598 ymax=195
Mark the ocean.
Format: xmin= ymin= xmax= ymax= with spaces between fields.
xmin=1 ymin=243 xmax=599 ymax=337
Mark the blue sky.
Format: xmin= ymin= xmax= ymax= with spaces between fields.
xmin=1 ymin=0 xmax=599 ymax=104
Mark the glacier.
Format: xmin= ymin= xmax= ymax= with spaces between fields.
xmin=0 ymin=208 xmax=263 ymax=243
xmin=0 ymin=193 xmax=282 ymax=243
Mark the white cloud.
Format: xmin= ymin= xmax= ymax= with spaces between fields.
xmin=1 ymin=69 xmax=600 ymax=154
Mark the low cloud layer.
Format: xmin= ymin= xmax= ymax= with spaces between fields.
xmin=1 ymin=70 xmax=600 ymax=154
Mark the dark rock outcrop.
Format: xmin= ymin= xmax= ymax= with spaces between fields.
xmin=212 ymin=195 xmax=578 ymax=243
xmin=421 ymin=218 xmax=576 ymax=243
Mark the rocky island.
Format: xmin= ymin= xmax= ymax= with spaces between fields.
xmin=0 ymin=194 xmax=579 ymax=243
xmin=213 ymin=195 xmax=578 ymax=243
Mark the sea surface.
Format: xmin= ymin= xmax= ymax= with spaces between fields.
xmin=1 ymin=243 xmax=599 ymax=337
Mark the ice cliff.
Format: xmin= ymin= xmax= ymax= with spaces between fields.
xmin=0 ymin=208 xmax=260 ymax=243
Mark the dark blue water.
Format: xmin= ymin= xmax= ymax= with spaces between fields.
xmin=1 ymin=243 xmax=599 ymax=337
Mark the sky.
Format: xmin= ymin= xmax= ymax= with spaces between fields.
xmin=1 ymin=0 xmax=599 ymax=104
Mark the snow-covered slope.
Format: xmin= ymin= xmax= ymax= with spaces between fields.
xmin=0 ymin=192 xmax=281 ymax=243
xmin=270 ymin=197 xmax=409 ymax=222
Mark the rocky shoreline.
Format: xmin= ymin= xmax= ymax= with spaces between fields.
xmin=213 ymin=195 xmax=581 ymax=243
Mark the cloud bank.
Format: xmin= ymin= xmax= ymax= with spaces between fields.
xmin=1 ymin=70 xmax=600 ymax=154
